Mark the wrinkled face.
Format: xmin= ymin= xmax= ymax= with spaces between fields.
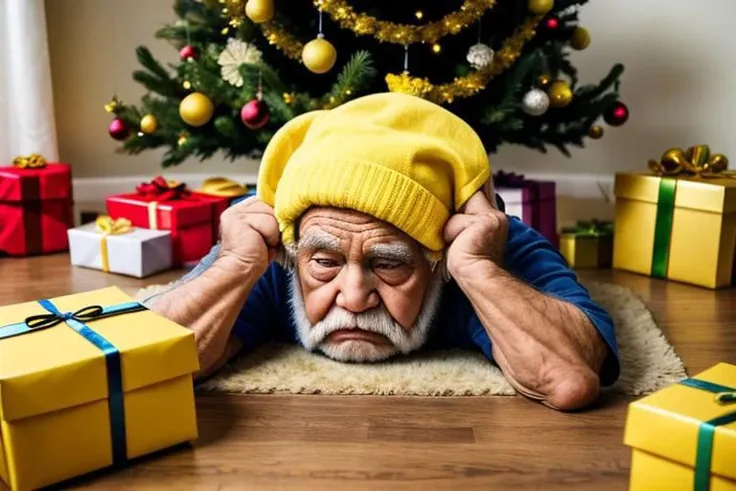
xmin=288 ymin=207 xmax=444 ymax=362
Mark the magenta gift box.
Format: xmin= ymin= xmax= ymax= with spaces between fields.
xmin=493 ymin=172 xmax=558 ymax=247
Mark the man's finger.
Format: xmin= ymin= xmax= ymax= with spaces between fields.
xmin=460 ymin=189 xmax=496 ymax=215
xmin=443 ymin=213 xmax=479 ymax=243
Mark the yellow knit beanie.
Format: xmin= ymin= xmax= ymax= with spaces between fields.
xmin=256 ymin=92 xmax=491 ymax=257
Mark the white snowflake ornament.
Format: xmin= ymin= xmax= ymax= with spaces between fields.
xmin=218 ymin=38 xmax=263 ymax=87
xmin=466 ymin=43 xmax=495 ymax=70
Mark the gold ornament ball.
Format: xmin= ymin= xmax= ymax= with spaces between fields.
xmin=570 ymin=27 xmax=591 ymax=50
xmin=302 ymin=37 xmax=337 ymax=74
xmin=245 ymin=0 xmax=274 ymax=23
xmin=588 ymin=125 xmax=604 ymax=139
xmin=179 ymin=92 xmax=214 ymax=127
xmin=140 ymin=114 xmax=158 ymax=134
xmin=548 ymin=80 xmax=573 ymax=108
xmin=528 ymin=0 xmax=554 ymax=15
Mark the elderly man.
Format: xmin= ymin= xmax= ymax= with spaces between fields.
xmin=147 ymin=93 xmax=619 ymax=411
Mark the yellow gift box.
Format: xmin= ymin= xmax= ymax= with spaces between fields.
xmin=0 ymin=287 xmax=199 ymax=491
xmin=612 ymin=149 xmax=736 ymax=288
xmin=623 ymin=363 xmax=736 ymax=491
xmin=559 ymin=220 xmax=613 ymax=269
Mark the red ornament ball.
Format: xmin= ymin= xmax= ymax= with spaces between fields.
xmin=241 ymin=99 xmax=270 ymax=129
xmin=179 ymin=45 xmax=199 ymax=61
xmin=545 ymin=16 xmax=560 ymax=30
xmin=604 ymin=101 xmax=630 ymax=127
xmin=108 ymin=118 xmax=129 ymax=141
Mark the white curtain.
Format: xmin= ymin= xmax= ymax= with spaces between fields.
xmin=0 ymin=0 xmax=59 ymax=163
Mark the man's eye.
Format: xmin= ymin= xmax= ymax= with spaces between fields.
xmin=373 ymin=260 xmax=403 ymax=270
xmin=313 ymin=258 xmax=339 ymax=268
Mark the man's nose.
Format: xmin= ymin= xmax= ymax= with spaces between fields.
xmin=335 ymin=263 xmax=380 ymax=313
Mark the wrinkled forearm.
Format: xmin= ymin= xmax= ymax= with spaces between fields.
xmin=456 ymin=262 xmax=608 ymax=410
xmin=147 ymin=255 xmax=261 ymax=378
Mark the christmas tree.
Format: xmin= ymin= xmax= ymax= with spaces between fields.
xmin=107 ymin=0 xmax=627 ymax=167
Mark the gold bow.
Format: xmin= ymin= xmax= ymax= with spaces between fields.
xmin=12 ymin=153 xmax=47 ymax=169
xmin=95 ymin=216 xmax=132 ymax=273
xmin=95 ymin=216 xmax=132 ymax=235
xmin=198 ymin=177 xmax=249 ymax=197
xmin=648 ymin=145 xmax=734 ymax=177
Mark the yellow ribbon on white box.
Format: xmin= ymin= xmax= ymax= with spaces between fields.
xmin=95 ymin=215 xmax=133 ymax=272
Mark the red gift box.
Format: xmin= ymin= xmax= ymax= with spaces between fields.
xmin=0 ymin=161 xmax=74 ymax=256
xmin=106 ymin=177 xmax=228 ymax=267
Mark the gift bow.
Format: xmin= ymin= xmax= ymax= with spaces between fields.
xmin=135 ymin=176 xmax=191 ymax=201
xmin=493 ymin=171 xmax=527 ymax=187
xmin=95 ymin=215 xmax=133 ymax=272
xmin=198 ymin=177 xmax=248 ymax=197
xmin=24 ymin=305 xmax=108 ymax=331
xmin=648 ymin=145 xmax=734 ymax=177
xmin=562 ymin=220 xmax=613 ymax=237
xmin=12 ymin=153 xmax=47 ymax=169
xmin=96 ymin=215 xmax=132 ymax=235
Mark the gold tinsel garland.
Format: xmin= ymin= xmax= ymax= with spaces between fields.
xmin=386 ymin=16 xmax=542 ymax=104
xmin=315 ymin=0 xmax=495 ymax=45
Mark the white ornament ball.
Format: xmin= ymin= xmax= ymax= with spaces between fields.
xmin=466 ymin=43 xmax=495 ymax=70
xmin=522 ymin=89 xmax=550 ymax=116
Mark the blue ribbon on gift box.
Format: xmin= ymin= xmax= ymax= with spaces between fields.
xmin=0 ymin=299 xmax=147 ymax=467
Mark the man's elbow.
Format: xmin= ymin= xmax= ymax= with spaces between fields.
xmin=545 ymin=368 xmax=601 ymax=412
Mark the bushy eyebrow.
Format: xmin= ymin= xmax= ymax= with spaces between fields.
xmin=368 ymin=243 xmax=415 ymax=263
xmin=298 ymin=232 xmax=341 ymax=253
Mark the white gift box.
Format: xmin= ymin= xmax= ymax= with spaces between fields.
xmin=68 ymin=222 xmax=172 ymax=278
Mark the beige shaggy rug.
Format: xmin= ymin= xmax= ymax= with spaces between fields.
xmin=136 ymin=281 xmax=687 ymax=397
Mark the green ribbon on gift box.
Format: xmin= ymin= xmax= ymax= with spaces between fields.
xmin=561 ymin=220 xmax=613 ymax=237
xmin=647 ymin=144 xmax=736 ymax=279
xmin=678 ymin=378 xmax=736 ymax=491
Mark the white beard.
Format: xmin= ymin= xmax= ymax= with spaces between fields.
xmin=288 ymin=271 xmax=444 ymax=363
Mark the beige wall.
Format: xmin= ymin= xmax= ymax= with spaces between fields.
xmin=46 ymin=0 xmax=736 ymax=178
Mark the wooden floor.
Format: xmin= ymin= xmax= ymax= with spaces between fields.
xmin=1 ymin=254 xmax=735 ymax=491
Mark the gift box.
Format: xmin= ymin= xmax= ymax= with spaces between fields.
xmin=0 ymin=155 xmax=74 ymax=256
xmin=106 ymin=177 xmax=228 ymax=267
xmin=612 ymin=146 xmax=736 ymax=289
xmin=197 ymin=176 xmax=251 ymax=206
xmin=493 ymin=171 xmax=558 ymax=246
xmin=0 ymin=287 xmax=199 ymax=491
xmin=623 ymin=363 xmax=736 ymax=491
xmin=68 ymin=216 xmax=172 ymax=278
xmin=559 ymin=220 xmax=613 ymax=269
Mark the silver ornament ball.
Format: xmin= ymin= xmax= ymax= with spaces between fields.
xmin=522 ymin=89 xmax=550 ymax=116
xmin=466 ymin=43 xmax=495 ymax=70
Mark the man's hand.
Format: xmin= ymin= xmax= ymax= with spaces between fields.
xmin=219 ymin=196 xmax=281 ymax=275
xmin=444 ymin=184 xmax=508 ymax=281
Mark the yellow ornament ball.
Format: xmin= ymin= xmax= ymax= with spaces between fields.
xmin=140 ymin=114 xmax=158 ymax=134
xmin=245 ymin=0 xmax=274 ymax=24
xmin=179 ymin=92 xmax=214 ymax=127
xmin=588 ymin=125 xmax=604 ymax=139
xmin=548 ymin=80 xmax=573 ymax=108
xmin=302 ymin=36 xmax=337 ymax=74
xmin=528 ymin=0 xmax=554 ymax=15
xmin=570 ymin=27 xmax=591 ymax=50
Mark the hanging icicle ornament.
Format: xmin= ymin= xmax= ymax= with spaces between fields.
xmin=467 ymin=43 xmax=494 ymax=70
xmin=302 ymin=6 xmax=337 ymax=74
xmin=521 ymin=88 xmax=550 ymax=116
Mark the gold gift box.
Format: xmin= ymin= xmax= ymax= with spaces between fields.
xmin=623 ymin=363 xmax=736 ymax=491
xmin=613 ymin=173 xmax=736 ymax=288
xmin=0 ymin=287 xmax=199 ymax=491
xmin=559 ymin=223 xmax=613 ymax=269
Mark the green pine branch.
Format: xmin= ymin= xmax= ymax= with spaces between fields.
xmin=321 ymin=50 xmax=377 ymax=105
